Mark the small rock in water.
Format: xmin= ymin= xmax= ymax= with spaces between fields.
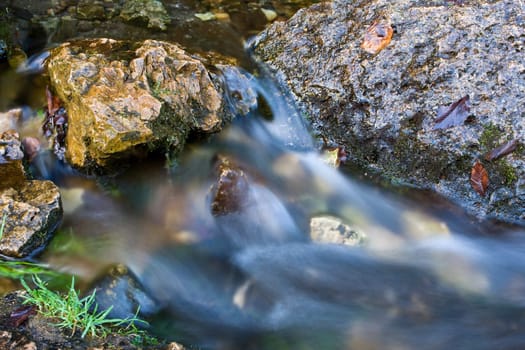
xmin=310 ymin=215 xmax=365 ymax=246
xmin=321 ymin=147 xmax=346 ymax=168
xmin=210 ymin=155 xmax=250 ymax=216
xmin=194 ymin=12 xmax=216 ymax=21
xmin=21 ymin=137 xmax=41 ymax=162
xmin=261 ymin=8 xmax=278 ymax=22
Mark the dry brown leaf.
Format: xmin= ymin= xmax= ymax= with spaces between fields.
xmin=434 ymin=95 xmax=470 ymax=130
xmin=361 ymin=20 xmax=393 ymax=54
xmin=470 ymin=160 xmax=489 ymax=196
xmin=484 ymin=139 xmax=518 ymax=161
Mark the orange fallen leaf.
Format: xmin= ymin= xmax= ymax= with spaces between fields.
xmin=361 ymin=20 xmax=393 ymax=54
xmin=470 ymin=160 xmax=489 ymax=196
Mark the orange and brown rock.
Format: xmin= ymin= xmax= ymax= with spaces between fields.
xmin=46 ymin=39 xmax=250 ymax=171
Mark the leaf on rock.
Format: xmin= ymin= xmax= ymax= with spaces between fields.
xmin=470 ymin=160 xmax=489 ymax=196
xmin=484 ymin=139 xmax=518 ymax=161
xmin=433 ymin=95 xmax=470 ymax=130
xmin=361 ymin=20 xmax=393 ymax=54
xmin=45 ymin=86 xmax=61 ymax=115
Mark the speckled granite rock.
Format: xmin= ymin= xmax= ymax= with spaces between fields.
xmin=251 ymin=0 xmax=525 ymax=224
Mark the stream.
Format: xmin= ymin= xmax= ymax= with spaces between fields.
xmin=43 ymin=65 xmax=525 ymax=349
xmin=2 ymin=1 xmax=525 ymax=349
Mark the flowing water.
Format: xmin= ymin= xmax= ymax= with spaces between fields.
xmin=44 ymin=71 xmax=525 ymax=349
xmin=2 ymin=2 xmax=525 ymax=349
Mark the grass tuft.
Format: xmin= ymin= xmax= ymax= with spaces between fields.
xmin=21 ymin=275 xmax=148 ymax=339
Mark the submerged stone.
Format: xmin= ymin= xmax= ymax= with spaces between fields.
xmin=251 ymin=0 xmax=525 ymax=224
xmin=90 ymin=264 xmax=161 ymax=321
xmin=46 ymin=39 xmax=247 ymax=172
xmin=310 ymin=216 xmax=365 ymax=246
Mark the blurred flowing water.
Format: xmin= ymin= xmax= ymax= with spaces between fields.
xmin=1 ymin=2 xmax=525 ymax=349
xmin=50 ymin=70 xmax=525 ymax=350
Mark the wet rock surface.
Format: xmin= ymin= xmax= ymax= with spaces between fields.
xmin=210 ymin=155 xmax=250 ymax=216
xmin=46 ymin=38 xmax=251 ymax=172
xmin=251 ymin=0 xmax=525 ymax=224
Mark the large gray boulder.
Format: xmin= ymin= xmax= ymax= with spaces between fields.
xmin=251 ymin=0 xmax=525 ymax=224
